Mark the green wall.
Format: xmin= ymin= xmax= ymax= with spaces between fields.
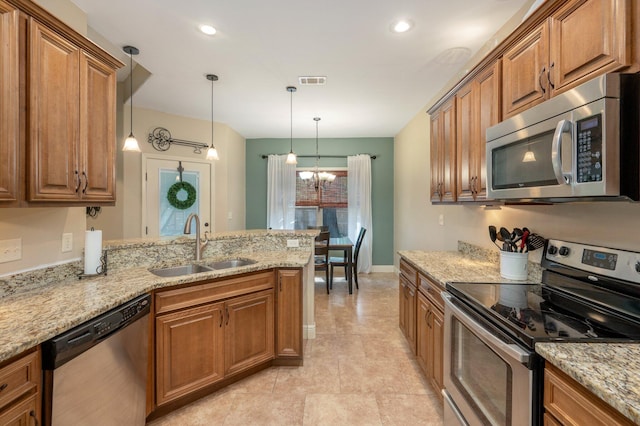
xmin=246 ymin=137 xmax=394 ymax=266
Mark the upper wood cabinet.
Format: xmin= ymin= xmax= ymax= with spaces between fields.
xmin=503 ymin=0 xmax=634 ymax=117
xmin=430 ymin=98 xmax=456 ymax=203
xmin=28 ymin=20 xmax=117 ymax=203
xmin=0 ymin=2 xmax=19 ymax=205
xmin=0 ymin=0 xmax=122 ymax=207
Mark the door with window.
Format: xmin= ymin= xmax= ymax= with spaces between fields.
xmin=294 ymin=170 xmax=347 ymax=237
xmin=143 ymin=156 xmax=213 ymax=237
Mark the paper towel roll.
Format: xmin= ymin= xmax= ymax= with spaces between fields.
xmin=84 ymin=229 xmax=103 ymax=275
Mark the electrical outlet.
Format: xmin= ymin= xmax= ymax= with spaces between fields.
xmin=62 ymin=233 xmax=73 ymax=253
xmin=287 ymin=239 xmax=299 ymax=248
xmin=0 ymin=238 xmax=22 ymax=263
xmin=438 ymin=214 xmax=444 ymax=226
xmin=228 ymin=211 xmax=233 ymax=220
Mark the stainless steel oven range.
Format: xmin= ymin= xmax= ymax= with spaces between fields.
xmin=442 ymin=239 xmax=640 ymax=426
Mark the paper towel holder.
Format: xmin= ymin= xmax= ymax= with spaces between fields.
xmin=78 ymin=251 xmax=108 ymax=279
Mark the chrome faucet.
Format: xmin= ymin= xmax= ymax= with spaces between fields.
xmin=183 ymin=213 xmax=209 ymax=261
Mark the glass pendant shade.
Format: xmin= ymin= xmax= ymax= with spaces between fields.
xmin=123 ymin=133 xmax=140 ymax=152
xmin=299 ymin=171 xmax=314 ymax=180
xmin=286 ymin=151 xmax=297 ymax=164
xmin=206 ymin=146 xmax=219 ymax=160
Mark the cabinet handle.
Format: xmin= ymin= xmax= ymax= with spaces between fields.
xmin=427 ymin=311 xmax=433 ymax=328
xmin=279 ymin=276 xmax=282 ymax=292
xmin=225 ymin=307 xmax=229 ymax=325
xmin=219 ymin=310 xmax=223 ymax=328
xmin=539 ymin=67 xmax=546 ymax=94
xmin=547 ymin=62 xmax=555 ymax=89
xmin=0 ymin=383 xmax=7 ymax=391
xmin=74 ymin=170 xmax=80 ymax=193
xmin=30 ymin=410 xmax=38 ymax=426
xmin=82 ymin=171 xmax=88 ymax=194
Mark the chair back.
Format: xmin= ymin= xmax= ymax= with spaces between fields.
xmin=315 ymin=231 xmax=330 ymax=264
xmin=308 ymin=225 xmax=329 ymax=231
xmin=353 ymin=227 xmax=366 ymax=264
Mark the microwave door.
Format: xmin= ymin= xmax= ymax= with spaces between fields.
xmin=487 ymin=111 xmax=574 ymax=200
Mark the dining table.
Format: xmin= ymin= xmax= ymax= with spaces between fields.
xmin=328 ymin=236 xmax=354 ymax=294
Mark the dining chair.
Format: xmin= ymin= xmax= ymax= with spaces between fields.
xmin=314 ymin=231 xmax=330 ymax=294
xmin=329 ymin=227 xmax=366 ymax=291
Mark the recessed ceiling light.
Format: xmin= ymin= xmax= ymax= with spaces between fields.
xmin=200 ymin=24 xmax=217 ymax=35
xmin=391 ymin=20 xmax=413 ymax=33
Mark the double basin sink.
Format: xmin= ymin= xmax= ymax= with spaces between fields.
xmin=149 ymin=258 xmax=257 ymax=278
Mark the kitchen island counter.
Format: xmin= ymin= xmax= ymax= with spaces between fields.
xmin=536 ymin=342 xmax=640 ymax=425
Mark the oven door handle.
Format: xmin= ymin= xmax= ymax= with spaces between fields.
xmin=443 ymin=293 xmax=530 ymax=364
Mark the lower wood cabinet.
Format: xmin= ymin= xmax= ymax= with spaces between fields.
xmin=0 ymin=348 xmax=41 ymax=426
xmin=544 ymin=361 xmax=634 ymax=426
xmin=416 ymin=291 xmax=444 ymax=398
xmin=152 ymin=268 xmax=301 ymax=413
xmin=399 ymin=273 xmax=417 ymax=353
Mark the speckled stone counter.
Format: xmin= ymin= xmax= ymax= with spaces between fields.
xmin=398 ymin=241 xmax=542 ymax=285
xmin=0 ymin=230 xmax=315 ymax=363
xmin=536 ymin=343 xmax=640 ymax=424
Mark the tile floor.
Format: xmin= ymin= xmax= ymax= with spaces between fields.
xmin=147 ymin=272 xmax=444 ymax=425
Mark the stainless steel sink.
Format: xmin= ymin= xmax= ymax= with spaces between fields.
xmin=207 ymin=258 xmax=257 ymax=270
xmin=149 ymin=264 xmax=214 ymax=277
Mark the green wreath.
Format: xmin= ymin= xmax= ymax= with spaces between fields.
xmin=167 ymin=181 xmax=197 ymax=210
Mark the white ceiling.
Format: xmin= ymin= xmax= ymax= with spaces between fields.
xmin=70 ymin=0 xmax=529 ymax=138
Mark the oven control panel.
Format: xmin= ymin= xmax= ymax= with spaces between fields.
xmin=545 ymin=239 xmax=640 ymax=283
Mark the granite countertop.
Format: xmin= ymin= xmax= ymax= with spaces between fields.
xmin=536 ymin=342 xmax=640 ymax=424
xmin=0 ymin=250 xmax=310 ymax=363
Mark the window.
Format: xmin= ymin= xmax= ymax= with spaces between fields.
xmin=294 ymin=170 xmax=348 ymax=237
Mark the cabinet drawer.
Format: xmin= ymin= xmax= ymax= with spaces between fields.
xmin=418 ymin=272 xmax=444 ymax=312
xmin=156 ymin=270 xmax=275 ymax=315
xmin=544 ymin=362 xmax=633 ymax=426
xmin=0 ymin=351 xmax=39 ymax=411
xmin=399 ymin=258 xmax=418 ymax=286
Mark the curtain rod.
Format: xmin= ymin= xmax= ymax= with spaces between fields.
xmin=260 ymin=154 xmax=377 ymax=159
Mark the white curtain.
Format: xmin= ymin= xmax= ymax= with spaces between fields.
xmin=347 ymin=154 xmax=373 ymax=273
xmin=267 ymin=155 xmax=296 ymax=229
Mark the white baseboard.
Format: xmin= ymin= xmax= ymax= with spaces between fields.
xmin=303 ymin=324 xmax=316 ymax=339
xmin=370 ymin=265 xmax=394 ymax=273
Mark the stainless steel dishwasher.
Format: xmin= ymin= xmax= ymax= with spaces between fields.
xmin=42 ymin=294 xmax=150 ymax=426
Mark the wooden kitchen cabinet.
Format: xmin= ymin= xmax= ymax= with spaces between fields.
xmin=224 ymin=289 xmax=274 ymax=376
xmin=153 ymin=270 xmax=278 ymax=409
xmin=0 ymin=1 xmax=19 ymax=205
xmin=275 ymin=269 xmax=303 ymax=364
xmin=0 ymin=0 xmax=122 ymax=207
xmin=544 ymin=361 xmax=634 ymax=425
xmin=399 ymin=258 xmax=417 ymax=352
xmin=416 ymin=273 xmax=445 ymax=398
xmin=0 ymin=349 xmax=41 ymax=426
xmin=503 ymin=0 xmax=634 ymax=118
xmin=28 ymin=20 xmax=117 ymax=203
xmin=430 ymin=97 xmax=456 ymax=203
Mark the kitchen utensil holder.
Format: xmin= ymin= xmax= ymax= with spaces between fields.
xmin=500 ymin=251 xmax=528 ymax=280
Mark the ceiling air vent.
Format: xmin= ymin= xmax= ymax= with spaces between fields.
xmin=298 ymin=76 xmax=327 ymax=86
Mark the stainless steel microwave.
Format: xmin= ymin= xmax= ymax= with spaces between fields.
xmin=486 ymin=73 xmax=639 ymax=202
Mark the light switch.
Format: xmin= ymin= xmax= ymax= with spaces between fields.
xmin=438 ymin=214 xmax=444 ymax=226
xmin=287 ymin=239 xmax=299 ymax=248
xmin=62 ymin=233 xmax=73 ymax=253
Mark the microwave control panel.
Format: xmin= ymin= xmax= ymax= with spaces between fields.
xmin=576 ymin=113 xmax=603 ymax=183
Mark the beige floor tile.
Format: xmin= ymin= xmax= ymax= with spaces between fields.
xmin=376 ymin=394 xmax=444 ymax=425
xmin=303 ymin=393 xmax=382 ymax=425
xmin=307 ymin=333 xmax=366 ymax=359
xmin=224 ymin=393 xmax=305 ymax=425
xmin=226 ymin=366 xmax=279 ymax=394
xmin=273 ymin=358 xmax=340 ymax=394
xmin=146 ymin=388 xmax=235 ymax=426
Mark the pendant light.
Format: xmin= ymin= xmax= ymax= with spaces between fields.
xmin=285 ymin=86 xmax=297 ymax=164
xmin=206 ymin=74 xmax=219 ymax=160
xmin=122 ymin=46 xmax=141 ymax=152
xmin=300 ymin=117 xmax=335 ymax=190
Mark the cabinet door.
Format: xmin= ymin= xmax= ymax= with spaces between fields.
xmin=502 ymin=20 xmax=549 ymax=118
xmin=0 ymin=2 xmax=19 ymax=203
xmin=549 ymin=0 xmax=630 ymax=93
xmin=0 ymin=394 xmax=39 ymax=426
xmin=275 ymin=269 xmax=303 ymax=360
xmin=79 ymin=51 xmax=116 ymax=202
xmin=429 ymin=110 xmax=442 ymax=202
xmin=456 ymin=81 xmax=476 ymax=202
xmin=440 ymin=98 xmax=457 ymax=202
xmin=225 ymin=289 xmax=274 ymax=376
xmin=431 ymin=306 xmax=445 ymax=396
xmin=28 ymin=19 xmax=80 ymax=201
xmin=475 ymin=61 xmax=501 ymax=200
xmin=416 ymin=292 xmax=430 ymax=375
xmin=155 ymin=303 xmax=225 ymax=406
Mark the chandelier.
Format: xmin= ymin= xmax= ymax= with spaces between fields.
xmin=299 ymin=117 xmax=335 ymax=190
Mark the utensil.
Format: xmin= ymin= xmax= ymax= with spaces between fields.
xmin=527 ymin=233 xmax=546 ymax=251
xmin=500 ymin=227 xmax=514 ymax=252
xmin=489 ymin=226 xmax=501 ymax=249
xmin=520 ymin=229 xmax=530 ymax=252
